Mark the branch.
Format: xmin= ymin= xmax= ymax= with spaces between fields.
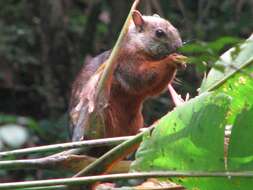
xmin=14 ymin=186 xmax=66 ymax=190
xmin=1 ymin=171 xmax=253 ymax=190
xmin=18 ymin=185 xmax=185 ymax=190
xmin=0 ymin=136 xmax=133 ymax=158
xmin=95 ymin=0 xmax=141 ymax=107
xmin=73 ymin=127 xmax=151 ymax=177
xmin=0 ymin=154 xmax=131 ymax=173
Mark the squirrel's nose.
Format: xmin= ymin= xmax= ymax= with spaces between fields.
xmin=167 ymin=39 xmax=182 ymax=54
xmin=173 ymin=38 xmax=183 ymax=51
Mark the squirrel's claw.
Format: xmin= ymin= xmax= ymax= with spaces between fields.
xmin=167 ymin=53 xmax=188 ymax=69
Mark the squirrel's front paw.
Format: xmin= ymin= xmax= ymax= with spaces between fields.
xmin=167 ymin=53 xmax=188 ymax=69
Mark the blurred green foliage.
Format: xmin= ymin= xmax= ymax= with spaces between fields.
xmin=179 ymin=36 xmax=242 ymax=72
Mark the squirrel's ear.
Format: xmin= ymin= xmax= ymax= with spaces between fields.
xmin=132 ymin=10 xmax=144 ymax=31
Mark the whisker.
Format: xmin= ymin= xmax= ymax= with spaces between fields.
xmin=183 ymin=39 xmax=197 ymax=45
xmin=173 ymin=78 xmax=183 ymax=85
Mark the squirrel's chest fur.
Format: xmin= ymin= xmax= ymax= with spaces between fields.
xmin=70 ymin=50 xmax=177 ymax=138
xmin=103 ymin=53 xmax=177 ymax=137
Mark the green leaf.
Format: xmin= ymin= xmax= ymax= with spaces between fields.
xmin=180 ymin=36 xmax=241 ymax=55
xmin=180 ymin=41 xmax=210 ymax=54
xmin=208 ymin=36 xmax=242 ymax=53
xmin=179 ymin=36 xmax=242 ymax=74
xmin=228 ymin=105 xmax=253 ymax=169
xmin=200 ymin=35 xmax=253 ymax=123
xmin=222 ymin=106 xmax=253 ymax=189
xmin=200 ymin=35 xmax=253 ymax=92
xmin=132 ymin=93 xmax=233 ymax=190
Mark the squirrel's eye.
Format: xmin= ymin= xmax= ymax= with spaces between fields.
xmin=155 ymin=29 xmax=165 ymax=38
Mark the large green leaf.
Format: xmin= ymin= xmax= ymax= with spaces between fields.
xmin=219 ymin=106 xmax=253 ymax=188
xmin=198 ymin=34 xmax=253 ymax=188
xmin=200 ymin=35 xmax=253 ymax=123
xmin=228 ymin=105 xmax=253 ymax=160
xmin=200 ymin=35 xmax=253 ymax=92
xmin=132 ymin=93 xmax=234 ymax=190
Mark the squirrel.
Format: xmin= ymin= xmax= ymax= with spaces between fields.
xmin=69 ymin=11 xmax=184 ymax=141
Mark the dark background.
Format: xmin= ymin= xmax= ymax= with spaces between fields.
xmin=0 ymin=0 xmax=252 ymax=181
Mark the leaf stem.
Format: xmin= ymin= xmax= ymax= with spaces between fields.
xmin=0 ymin=136 xmax=133 ymax=158
xmin=73 ymin=128 xmax=148 ymax=177
xmin=95 ymin=0 xmax=140 ymax=107
xmin=1 ymin=171 xmax=253 ymax=190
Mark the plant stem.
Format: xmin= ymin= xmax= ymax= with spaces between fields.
xmin=15 ymin=186 xmax=66 ymax=190
xmin=94 ymin=0 xmax=140 ymax=108
xmin=73 ymin=128 xmax=148 ymax=177
xmin=71 ymin=0 xmax=142 ymax=178
xmin=0 ymin=154 xmax=131 ymax=173
xmin=1 ymin=171 xmax=253 ymax=190
xmin=0 ymin=136 xmax=133 ymax=158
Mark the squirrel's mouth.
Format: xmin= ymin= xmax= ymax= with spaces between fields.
xmin=165 ymin=40 xmax=188 ymax=69
xmin=148 ymin=40 xmax=184 ymax=61
xmin=167 ymin=53 xmax=188 ymax=70
xmin=166 ymin=40 xmax=183 ymax=55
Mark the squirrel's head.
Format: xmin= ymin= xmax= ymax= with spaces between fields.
xmin=128 ymin=10 xmax=182 ymax=59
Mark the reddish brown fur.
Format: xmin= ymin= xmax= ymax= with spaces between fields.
xmin=104 ymin=51 xmax=177 ymax=137
xmin=69 ymin=12 xmax=182 ymax=140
